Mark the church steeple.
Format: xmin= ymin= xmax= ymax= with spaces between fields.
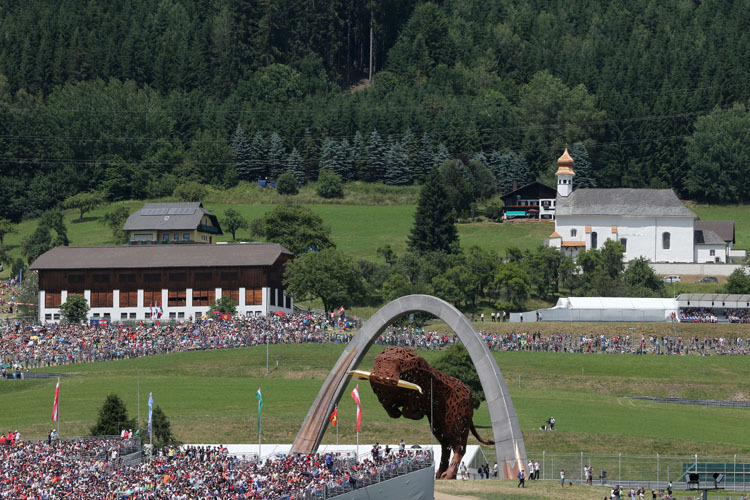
xmin=556 ymin=148 xmax=575 ymax=197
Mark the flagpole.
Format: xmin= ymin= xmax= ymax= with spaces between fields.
xmin=57 ymin=378 xmax=60 ymax=437
xmin=137 ymin=374 xmax=140 ymax=433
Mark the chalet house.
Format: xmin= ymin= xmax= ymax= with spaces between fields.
xmin=123 ymin=202 xmax=223 ymax=244
xmin=500 ymin=181 xmax=558 ymax=220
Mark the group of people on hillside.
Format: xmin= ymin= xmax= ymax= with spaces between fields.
xmin=0 ymin=437 xmax=432 ymax=499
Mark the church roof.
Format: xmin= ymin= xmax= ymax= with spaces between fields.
xmin=695 ymin=220 xmax=734 ymax=244
xmin=694 ymin=229 xmax=725 ymax=245
xmin=556 ymin=189 xmax=696 ymax=217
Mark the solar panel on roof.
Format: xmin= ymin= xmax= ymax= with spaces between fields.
xmin=142 ymin=208 xmax=171 ymax=215
xmin=167 ymin=207 xmax=196 ymax=215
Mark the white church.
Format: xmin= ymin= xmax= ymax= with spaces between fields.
xmin=546 ymin=149 xmax=738 ymax=263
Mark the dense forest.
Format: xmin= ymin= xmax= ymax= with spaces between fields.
xmin=3 ymin=0 xmax=750 ymax=222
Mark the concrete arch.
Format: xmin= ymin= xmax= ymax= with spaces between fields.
xmin=291 ymin=294 xmax=526 ymax=478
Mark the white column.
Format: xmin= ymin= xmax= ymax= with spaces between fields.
xmin=38 ymin=290 xmax=46 ymax=323
xmin=113 ymin=290 xmax=120 ymax=322
xmin=239 ymin=287 xmax=246 ymax=315
xmin=161 ymin=289 xmax=168 ymax=314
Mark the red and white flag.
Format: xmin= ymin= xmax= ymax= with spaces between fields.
xmin=51 ymin=378 xmax=60 ymax=422
xmin=350 ymin=385 xmax=361 ymax=432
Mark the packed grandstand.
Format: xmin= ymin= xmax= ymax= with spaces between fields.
xmin=0 ymin=437 xmax=432 ymax=499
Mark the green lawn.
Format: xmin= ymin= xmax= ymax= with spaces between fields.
xmin=2 ymin=344 xmax=749 ymax=457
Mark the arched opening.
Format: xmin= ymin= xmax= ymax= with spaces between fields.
xmin=291 ymin=294 xmax=526 ymax=479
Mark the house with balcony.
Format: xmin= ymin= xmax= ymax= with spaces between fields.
xmin=123 ymin=202 xmax=223 ymax=244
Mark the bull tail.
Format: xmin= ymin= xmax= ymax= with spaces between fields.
xmin=470 ymin=422 xmax=494 ymax=445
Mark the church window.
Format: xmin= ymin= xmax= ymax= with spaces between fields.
xmin=710 ymin=249 xmax=716 ymax=256
xmin=571 ymin=229 xmax=577 ymax=238
xmin=662 ymin=232 xmax=671 ymax=250
xmin=591 ymin=232 xmax=598 ymax=249
xmin=620 ymin=238 xmax=627 ymax=251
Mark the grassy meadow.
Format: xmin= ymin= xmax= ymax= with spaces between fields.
xmin=2 ymin=342 xmax=749 ymax=458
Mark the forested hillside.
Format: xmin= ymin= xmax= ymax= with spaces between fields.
xmin=3 ymin=0 xmax=750 ymax=222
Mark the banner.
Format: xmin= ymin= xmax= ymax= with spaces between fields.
xmin=350 ymin=385 xmax=361 ymax=432
xmin=256 ymin=388 xmax=263 ymax=434
xmin=51 ymin=378 xmax=60 ymax=422
xmin=329 ymin=407 xmax=338 ymax=427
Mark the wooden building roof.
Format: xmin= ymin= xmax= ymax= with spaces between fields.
xmin=31 ymin=243 xmax=293 ymax=270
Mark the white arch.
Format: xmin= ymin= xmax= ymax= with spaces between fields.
xmin=291 ymin=295 xmax=526 ymax=478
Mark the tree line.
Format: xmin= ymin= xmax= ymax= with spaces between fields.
xmin=3 ymin=0 xmax=750 ymax=223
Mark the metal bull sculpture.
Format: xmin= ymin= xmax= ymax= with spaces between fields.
xmin=349 ymin=346 xmax=493 ymax=480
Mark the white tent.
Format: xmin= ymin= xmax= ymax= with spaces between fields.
xmin=554 ymin=297 xmax=678 ymax=310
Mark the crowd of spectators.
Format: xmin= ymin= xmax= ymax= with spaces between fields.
xmin=377 ymin=326 xmax=750 ymax=356
xmin=0 ymin=313 xmax=349 ymax=370
xmin=725 ymin=308 xmax=750 ymax=323
xmin=0 ymin=438 xmax=432 ymax=499
xmin=679 ymin=308 xmax=718 ymax=323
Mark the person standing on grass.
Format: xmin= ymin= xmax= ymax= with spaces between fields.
xmin=560 ymin=469 xmax=565 ymax=487
xmin=517 ymin=469 xmax=526 ymax=488
xmin=534 ymin=460 xmax=540 ymax=480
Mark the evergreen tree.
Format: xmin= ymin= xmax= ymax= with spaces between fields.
xmin=407 ymin=169 xmax=459 ymax=254
xmin=151 ymin=405 xmax=178 ymax=448
xmin=266 ymin=132 xmax=286 ymax=179
xmin=351 ymin=131 xmax=368 ymax=182
xmin=384 ymin=140 xmax=411 ymax=185
xmin=401 ymin=129 xmax=421 ymax=183
xmin=433 ymin=142 xmax=450 ymax=169
xmin=491 ymin=152 xmax=534 ymax=194
xmin=285 ymin=147 xmax=305 ymax=185
xmin=248 ymin=131 xmax=267 ymax=180
xmin=418 ymin=132 xmax=434 ymax=179
xmin=365 ymin=130 xmax=386 ymax=182
xmin=297 ymin=128 xmax=319 ymax=181
xmin=569 ymin=142 xmax=596 ymax=188
xmin=90 ymin=394 xmax=136 ymax=436
xmin=319 ymin=138 xmax=341 ymax=174
xmin=337 ymin=137 xmax=355 ymax=182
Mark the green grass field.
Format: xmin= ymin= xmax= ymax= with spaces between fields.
xmin=2 ymin=343 xmax=749 ymax=458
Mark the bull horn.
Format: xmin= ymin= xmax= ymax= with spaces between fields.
xmin=347 ymin=370 xmax=423 ymax=394
xmin=348 ymin=370 xmax=372 ymax=380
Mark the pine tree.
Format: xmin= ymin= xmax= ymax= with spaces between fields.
xmin=433 ymin=143 xmax=450 ymax=170
xmin=319 ymin=138 xmax=341 ymax=174
xmin=351 ymin=131 xmax=368 ymax=181
xmin=407 ymin=169 xmax=459 ymax=254
xmin=385 ymin=140 xmax=411 ymax=185
xmin=230 ymin=124 xmax=251 ymax=181
xmin=365 ymin=130 xmax=386 ymax=182
xmin=401 ymin=129 xmax=421 ymax=183
xmin=248 ymin=132 xmax=268 ymax=181
xmin=266 ymin=132 xmax=286 ymax=180
xmin=490 ymin=151 xmax=514 ymax=194
xmin=471 ymin=151 xmax=488 ymax=166
xmin=569 ymin=142 xmax=596 ymax=188
xmin=337 ymin=137 xmax=355 ymax=182
xmin=286 ymin=148 xmax=305 ymax=185
xmin=418 ymin=132 xmax=434 ymax=179
xmin=298 ymin=128 xmax=319 ymax=181
xmin=90 ymin=394 xmax=136 ymax=436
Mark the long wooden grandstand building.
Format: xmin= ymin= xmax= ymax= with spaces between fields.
xmin=30 ymin=243 xmax=294 ymax=323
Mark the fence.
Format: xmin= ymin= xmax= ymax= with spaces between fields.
xmin=526 ymin=452 xmax=750 ymax=492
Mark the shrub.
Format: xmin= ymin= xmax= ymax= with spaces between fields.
xmin=316 ymin=170 xmax=344 ymax=199
xmin=276 ymin=171 xmax=299 ymax=195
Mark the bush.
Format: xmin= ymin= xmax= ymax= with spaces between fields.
xmin=173 ymin=182 xmax=208 ymax=202
xmin=316 ymin=169 xmax=344 ymax=199
xmin=276 ymin=171 xmax=299 ymax=195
